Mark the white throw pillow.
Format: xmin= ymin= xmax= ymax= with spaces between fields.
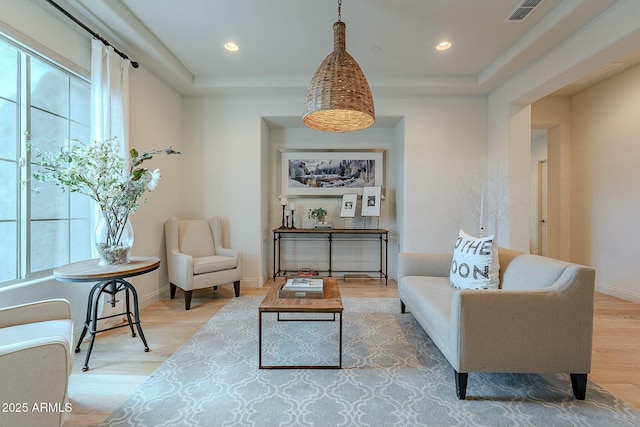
xmin=450 ymin=229 xmax=500 ymax=290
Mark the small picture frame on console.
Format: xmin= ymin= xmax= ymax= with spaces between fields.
xmin=361 ymin=186 xmax=382 ymax=217
xmin=340 ymin=194 xmax=357 ymax=218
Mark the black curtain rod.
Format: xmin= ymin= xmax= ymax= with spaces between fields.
xmin=45 ymin=0 xmax=139 ymax=68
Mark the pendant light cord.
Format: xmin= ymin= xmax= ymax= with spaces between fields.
xmin=337 ymin=0 xmax=342 ymax=22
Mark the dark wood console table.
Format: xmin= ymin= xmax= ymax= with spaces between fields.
xmin=273 ymin=228 xmax=388 ymax=285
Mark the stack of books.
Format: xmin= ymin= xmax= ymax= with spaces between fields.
xmin=278 ymin=278 xmax=324 ymax=299
xmin=296 ymin=268 xmax=317 ymax=277
xmin=285 ymin=278 xmax=323 ymax=291
xmin=313 ymin=222 xmax=332 ymax=230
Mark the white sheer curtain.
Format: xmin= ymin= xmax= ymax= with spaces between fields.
xmin=91 ymin=38 xmax=130 ymax=151
xmin=90 ymin=39 xmax=131 ymax=327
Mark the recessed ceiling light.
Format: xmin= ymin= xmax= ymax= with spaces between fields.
xmin=224 ymin=42 xmax=239 ymax=52
xmin=436 ymin=41 xmax=452 ymax=51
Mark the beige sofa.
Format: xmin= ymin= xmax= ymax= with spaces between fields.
xmin=0 ymin=299 xmax=74 ymax=427
xmin=398 ymin=248 xmax=595 ymax=400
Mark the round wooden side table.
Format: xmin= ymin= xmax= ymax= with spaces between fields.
xmin=54 ymin=256 xmax=160 ymax=371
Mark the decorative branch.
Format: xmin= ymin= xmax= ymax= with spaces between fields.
xmin=455 ymin=163 xmax=514 ymax=237
xmin=30 ymin=138 xmax=180 ymax=247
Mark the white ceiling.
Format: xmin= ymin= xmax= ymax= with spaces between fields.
xmin=47 ymin=0 xmax=638 ymax=97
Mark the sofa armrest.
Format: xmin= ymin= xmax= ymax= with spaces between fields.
xmin=451 ymin=266 xmax=595 ymax=373
xmin=215 ymin=247 xmax=239 ymax=259
xmin=0 ymin=338 xmax=71 ymax=427
xmin=167 ymin=251 xmax=194 ymax=289
xmin=216 ymin=248 xmax=243 ymax=277
xmin=398 ymin=252 xmax=452 ymax=279
xmin=0 ymin=299 xmax=71 ymax=329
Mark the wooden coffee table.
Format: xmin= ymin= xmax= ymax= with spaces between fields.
xmin=258 ymin=277 xmax=343 ymax=369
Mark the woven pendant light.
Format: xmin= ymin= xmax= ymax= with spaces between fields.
xmin=303 ymin=2 xmax=375 ymax=132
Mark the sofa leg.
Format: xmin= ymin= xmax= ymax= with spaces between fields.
xmin=455 ymin=370 xmax=468 ymax=400
xmin=170 ymin=283 xmax=177 ymax=299
xmin=570 ymin=373 xmax=587 ymax=400
xmin=233 ymin=280 xmax=240 ymax=297
xmin=184 ymin=290 xmax=193 ymax=310
xmin=400 ymin=300 xmax=406 ymax=314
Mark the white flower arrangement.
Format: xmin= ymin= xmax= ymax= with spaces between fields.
xmin=31 ymin=138 xmax=179 ymax=263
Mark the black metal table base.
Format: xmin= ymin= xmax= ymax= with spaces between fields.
xmin=258 ymin=311 xmax=343 ymax=369
xmin=75 ymin=278 xmax=149 ymax=371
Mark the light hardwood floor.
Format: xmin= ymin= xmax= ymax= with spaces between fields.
xmin=63 ymin=281 xmax=640 ymax=426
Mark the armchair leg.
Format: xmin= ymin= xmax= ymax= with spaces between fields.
xmin=170 ymin=283 xmax=177 ymax=299
xmin=570 ymin=373 xmax=588 ymax=400
xmin=233 ymin=280 xmax=240 ymax=297
xmin=184 ymin=290 xmax=193 ymax=310
xmin=454 ymin=370 xmax=468 ymax=400
xmin=400 ymin=300 xmax=406 ymax=314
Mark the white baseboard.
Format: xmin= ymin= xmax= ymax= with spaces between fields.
xmin=595 ymin=282 xmax=640 ymax=304
xmin=242 ymin=277 xmax=261 ymax=288
xmin=140 ymin=288 xmax=162 ymax=308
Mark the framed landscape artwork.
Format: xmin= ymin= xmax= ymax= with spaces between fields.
xmin=280 ymin=149 xmax=384 ymax=197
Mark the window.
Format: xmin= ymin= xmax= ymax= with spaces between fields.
xmin=0 ymin=34 xmax=91 ymax=286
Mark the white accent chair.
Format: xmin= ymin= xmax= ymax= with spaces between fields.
xmin=165 ymin=217 xmax=242 ymax=310
xmin=0 ymin=299 xmax=74 ymax=427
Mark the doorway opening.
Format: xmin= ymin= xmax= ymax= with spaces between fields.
xmin=530 ymin=129 xmax=547 ymax=255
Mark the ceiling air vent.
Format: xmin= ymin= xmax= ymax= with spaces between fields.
xmin=505 ymin=0 xmax=544 ymax=22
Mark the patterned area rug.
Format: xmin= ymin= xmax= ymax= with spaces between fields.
xmin=99 ymin=297 xmax=640 ymax=427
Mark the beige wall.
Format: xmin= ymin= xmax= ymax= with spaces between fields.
xmin=397 ymin=96 xmax=488 ymax=252
xmin=529 ymin=64 xmax=640 ymax=302
xmin=485 ymin=0 xmax=640 ymax=302
xmin=126 ymin=66 xmax=185 ymax=305
xmin=182 ymin=95 xmax=489 ymax=287
xmin=570 ymin=63 xmax=640 ymax=302
xmin=487 ymin=0 xmax=640 ymax=255
xmin=0 ymin=0 xmax=90 ymax=73
xmin=4 ymin=0 xmax=640 ymax=310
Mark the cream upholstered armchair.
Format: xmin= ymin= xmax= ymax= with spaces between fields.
xmin=0 ymin=299 xmax=74 ymax=427
xmin=165 ymin=216 xmax=242 ymax=310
